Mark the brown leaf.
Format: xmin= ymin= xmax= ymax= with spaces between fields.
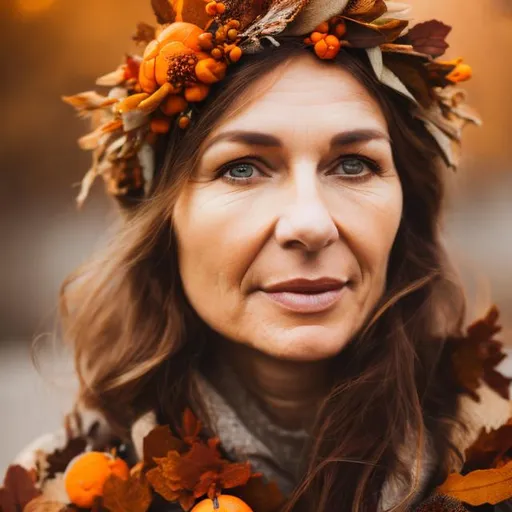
xmin=23 ymin=496 xmax=67 ymax=512
xmin=46 ymin=438 xmax=87 ymax=479
xmin=447 ymin=306 xmax=511 ymax=401
xmin=1 ymin=465 xmax=41 ymax=512
xmin=464 ymin=418 xmax=512 ymax=471
xmin=344 ymin=18 xmax=387 ymax=47
xmin=143 ymin=425 xmax=186 ymax=470
xmin=403 ymin=20 xmax=452 ymax=58
xmin=344 ymin=0 xmax=387 ymax=22
xmin=383 ymin=51 xmax=434 ymax=108
xmin=132 ymin=23 xmax=156 ymax=45
xmin=180 ymin=0 xmax=213 ymax=28
xmin=151 ymin=0 xmax=177 ymax=24
xmin=233 ymin=475 xmax=285 ymax=512
xmin=436 ymin=460 xmax=512 ymax=506
xmin=179 ymin=409 xmax=202 ymax=445
xmin=102 ymin=474 xmax=152 ymax=512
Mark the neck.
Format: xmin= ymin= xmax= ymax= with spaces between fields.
xmin=208 ymin=336 xmax=336 ymax=432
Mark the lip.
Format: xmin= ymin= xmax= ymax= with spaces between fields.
xmin=261 ymin=278 xmax=347 ymax=314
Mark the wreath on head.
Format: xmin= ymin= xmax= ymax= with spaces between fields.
xmin=62 ymin=0 xmax=480 ymax=209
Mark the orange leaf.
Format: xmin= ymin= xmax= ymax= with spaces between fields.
xmin=437 ymin=460 xmax=512 ymax=506
xmin=180 ymin=408 xmax=203 ymax=445
xmin=102 ymin=474 xmax=152 ymax=512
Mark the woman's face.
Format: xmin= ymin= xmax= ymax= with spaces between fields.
xmin=173 ymin=53 xmax=403 ymax=361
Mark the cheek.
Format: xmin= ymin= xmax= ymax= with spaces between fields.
xmin=173 ymin=186 xmax=257 ymax=324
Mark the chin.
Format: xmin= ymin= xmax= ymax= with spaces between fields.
xmin=253 ymin=323 xmax=355 ymax=362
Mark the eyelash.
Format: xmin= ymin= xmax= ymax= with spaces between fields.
xmin=217 ymin=154 xmax=383 ymax=185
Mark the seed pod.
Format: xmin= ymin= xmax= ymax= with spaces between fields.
xmin=229 ymin=46 xmax=242 ymax=63
xmin=178 ymin=115 xmax=191 ymax=129
xmin=227 ymin=28 xmax=238 ymax=41
xmin=205 ymin=1 xmax=217 ymax=16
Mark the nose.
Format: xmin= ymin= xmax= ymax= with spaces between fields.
xmin=274 ymin=170 xmax=339 ymax=253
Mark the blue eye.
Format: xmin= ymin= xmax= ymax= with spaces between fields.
xmin=224 ymin=163 xmax=255 ymax=179
xmin=339 ymin=158 xmax=365 ymax=175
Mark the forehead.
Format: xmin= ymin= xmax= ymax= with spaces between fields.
xmin=208 ymin=53 xmax=388 ymax=141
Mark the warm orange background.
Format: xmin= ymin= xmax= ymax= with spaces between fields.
xmin=1 ymin=0 xmax=511 ymax=341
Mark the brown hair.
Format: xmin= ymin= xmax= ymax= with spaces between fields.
xmin=60 ymin=40 xmax=467 ymax=511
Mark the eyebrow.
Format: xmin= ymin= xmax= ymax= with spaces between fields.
xmin=201 ymin=128 xmax=390 ymax=154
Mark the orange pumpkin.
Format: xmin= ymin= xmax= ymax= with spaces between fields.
xmin=64 ymin=452 xmax=130 ymax=508
xmin=191 ymin=495 xmax=254 ymax=512
xmin=139 ymin=22 xmax=206 ymax=94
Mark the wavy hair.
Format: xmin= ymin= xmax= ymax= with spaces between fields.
xmin=60 ymin=41 xmax=467 ymax=511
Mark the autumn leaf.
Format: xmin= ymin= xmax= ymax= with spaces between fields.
xmin=0 ymin=465 xmax=41 ymax=512
xmin=179 ymin=408 xmax=203 ymax=445
xmin=132 ymin=23 xmax=157 ymax=46
xmin=344 ymin=0 xmax=387 ymax=22
xmin=46 ymin=438 xmax=87 ymax=479
xmin=437 ymin=460 xmax=512 ymax=506
xmin=143 ymin=425 xmax=186 ymax=470
xmin=402 ymin=20 xmax=451 ymax=58
xmin=151 ymin=0 xmax=177 ymax=24
xmin=464 ymin=418 xmax=512 ymax=472
xmin=102 ymin=473 xmax=152 ymax=512
xmin=24 ymin=496 xmax=68 ymax=512
xmin=447 ymin=306 xmax=511 ymax=401
xmin=233 ymin=475 xmax=285 ymax=512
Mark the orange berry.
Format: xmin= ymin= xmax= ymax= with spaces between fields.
xmin=303 ymin=37 xmax=312 ymax=45
xmin=205 ymin=1 xmax=217 ymax=16
xmin=314 ymin=35 xmax=341 ymax=59
xmin=334 ymin=21 xmax=347 ymax=38
xmin=227 ymin=19 xmax=241 ymax=29
xmin=198 ymin=32 xmax=214 ymax=50
xmin=314 ymin=21 xmax=329 ymax=33
xmin=191 ymin=495 xmax=254 ymax=512
xmin=229 ymin=46 xmax=242 ymax=63
xmin=185 ymin=83 xmax=210 ymax=102
xmin=151 ymin=118 xmax=171 ymax=133
xmin=178 ymin=115 xmax=191 ymax=129
xmin=211 ymin=47 xmax=224 ymax=59
xmin=227 ymin=28 xmax=238 ymax=41
xmin=216 ymin=2 xmax=226 ymax=13
xmin=310 ymin=31 xmax=326 ymax=44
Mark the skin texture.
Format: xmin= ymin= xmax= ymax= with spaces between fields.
xmin=173 ymin=53 xmax=403 ymax=428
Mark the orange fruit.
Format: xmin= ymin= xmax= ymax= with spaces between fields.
xmin=191 ymin=495 xmax=254 ymax=512
xmin=64 ymin=452 xmax=130 ymax=508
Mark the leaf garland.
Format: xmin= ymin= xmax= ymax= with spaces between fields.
xmin=401 ymin=20 xmax=451 ymax=58
xmin=446 ymin=306 xmax=511 ymax=402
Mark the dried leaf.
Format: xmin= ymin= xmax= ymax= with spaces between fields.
xmin=143 ymin=425 xmax=187 ymax=470
xmin=102 ymin=474 xmax=152 ymax=512
xmin=464 ymin=418 xmax=512 ymax=471
xmin=344 ymin=18 xmax=387 ymax=47
xmin=383 ymin=51 xmax=434 ymax=107
xmin=0 ymin=465 xmax=41 ymax=512
xmin=179 ymin=0 xmax=213 ymax=28
xmin=447 ymin=306 xmax=511 ymax=401
xmin=233 ymin=475 xmax=285 ymax=512
xmin=133 ymin=23 xmax=157 ymax=45
xmin=46 ymin=438 xmax=87 ymax=479
xmin=151 ymin=0 xmax=177 ymax=24
xmin=345 ymin=0 xmax=387 ymax=22
xmin=24 ymin=496 xmax=67 ymax=512
xmin=403 ymin=20 xmax=451 ymax=58
xmin=436 ymin=460 xmax=512 ymax=506
xmin=240 ymin=0 xmax=309 ymax=40
xmin=62 ymin=92 xmax=117 ymax=113
xmin=179 ymin=409 xmax=202 ymax=445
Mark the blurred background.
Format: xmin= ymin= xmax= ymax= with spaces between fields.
xmin=1 ymin=0 xmax=511 ymax=472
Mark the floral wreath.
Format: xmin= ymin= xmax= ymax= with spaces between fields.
xmin=2 ymin=306 xmax=512 ymax=512
xmin=62 ymin=0 xmax=481 ymax=208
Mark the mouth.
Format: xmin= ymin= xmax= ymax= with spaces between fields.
xmin=260 ymin=278 xmax=348 ymax=314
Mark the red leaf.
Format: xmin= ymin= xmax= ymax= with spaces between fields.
xmin=102 ymin=474 xmax=152 ymax=512
xmin=0 ymin=465 xmax=41 ymax=511
xmin=404 ymin=20 xmax=452 ymax=58
xmin=143 ymin=425 xmax=186 ymax=470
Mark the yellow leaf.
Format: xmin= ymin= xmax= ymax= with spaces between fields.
xmin=437 ymin=460 xmax=512 ymax=506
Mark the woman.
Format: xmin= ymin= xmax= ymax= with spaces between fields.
xmin=4 ymin=1 xmax=512 ymax=511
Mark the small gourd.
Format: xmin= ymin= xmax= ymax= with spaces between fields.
xmin=191 ymin=495 xmax=254 ymax=512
